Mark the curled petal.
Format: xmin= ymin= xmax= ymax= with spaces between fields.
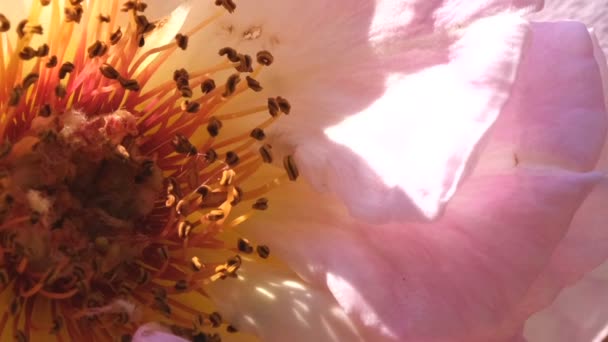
xmin=477 ymin=21 xmax=607 ymax=172
xmin=318 ymin=14 xmax=530 ymax=221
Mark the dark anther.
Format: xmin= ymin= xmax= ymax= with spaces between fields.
xmin=16 ymin=20 xmax=27 ymax=38
xmin=201 ymin=79 xmax=216 ymax=94
xmin=0 ymin=14 xmax=10 ymax=32
xmin=110 ymin=27 xmax=123 ymax=45
xmin=135 ymin=15 xmax=155 ymax=34
xmin=119 ymin=77 xmax=141 ymax=91
xmin=46 ymin=55 xmax=58 ymax=68
xmin=180 ymin=100 xmax=200 ymax=113
xmin=215 ymin=0 xmax=237 ymax=13
xmin=59 ymin=62 xmax=75 ymax=79
xmin=245 ymin=76 xmax=263 ymax=92
xmin=206 ymin=117 xmax=223 ymax=137
xmin=218 ymin=47 xmax=239 ymax=62
xmin=100 ymin=63 xmax=120 ymax=79
xmin=65 ymin=6 xmax=84 ymax=23
xmin=256 ymin=245 xmax=270 ymax=259
xmin=19 ymin=46 xmax=37 ymax=60
xmin=259 ymin=144 xmax=273 ymax=163
xmin=283 ymin=155 xmax=299 ymax=181
xmin=36 ymin=43 xmax=49 ymax=57
xmin=209 ymin=312 xmax=223 ymax=327
xmin=223 ymin=74 xmax=241 ymax=97
xmin=171 ymin=134 xmax=197 ymax=155
xmin=22 ymin=73 xmax=39 ymax=89
xmin=250 ymin=127 xmax=266 ymax=141
xmin=87 ymin=40 xmax=108 ymax=58
xmin=205 ymin=149 xmax=218 ymax=163
xmin=256 ymin=50 xmax=274 ymax=66
xmin=98 ymin=14 xmax=111 ymax=23
xmin=225 ymin=151 xmax=239 ymax=166
xmin=276 ymin=96 xmax=291 ymax=114
xmin=235 ymin=54 xmax=253 ymax=72
xmin=252 ymin=198 xmax=269 ymax=211
xmin=237 ymin=238 xmax=253 ymax=254
xmin=9 ymin=86 xmax=23 ymax=106
xmin=175 ymin=33 xmax=188 ymax=50
xmin=39 ymin=104 xmax=52 ymax=117
xmin=267 ymin=97 xmax=280 ymax=117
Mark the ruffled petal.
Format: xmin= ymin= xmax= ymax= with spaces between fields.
xmin=473 ymin=21 xmax=608 ymax=333
xmin=242 ymin=167 xmax=602 ymax=341
xmin=310 ymin=13 xmax=531 ymax=221
xmin=476 ymin=21 xmax=607 ymax=172
xmin=205 ymin=259 xmax=365 ymax=342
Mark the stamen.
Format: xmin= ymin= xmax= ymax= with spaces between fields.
xmin=0 ymin=1 xmax=294 ymax=339
xmin=215 ymin=0 xmax=237 ymax=13
xmin=175 ymin=33 xmax=188 ymax=50
xmin=45 ymin=56 xmax=57 ymax=68
xmin=206 ymin=117 xmax=223 ymax=137
xmin=110 ymin=27 xmax=123 ymax=45
xmin=222 ymin=73 xmax=241 ymax=97
xmin=256 ymin=245 xmax=270 ymax=259
xmin=0 ymin=14 xmax=10 ymax=32
xmin=58 ymin=62 xmax=75 ymax=79
xmin=87 ymin=40 xmax=108 ymax=58
xmin=283 ymin=155 xmax=299 ymax=181
xmin=245 ymin=76 xmax=263 ymax=92
xmin=250 ymin=127 xmax=266 ymax=140
xmin=256 ymin=50 xmax=274 ymax=66
xmin=259 ymin=144 xmax=273 ymax=163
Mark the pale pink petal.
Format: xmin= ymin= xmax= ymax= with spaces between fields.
xmin=476 ymin=21 xmax=607 ymax=172
xmin=370 ymin=0 xmax=542 ymax=43
xmin=205 ymin=259 xmax=366 ymax=342
xmin=133 ymin=322 xmax=189 ymax=342
xmin=524 ymin=264 xmax=608 ymax=342
xmin=530 ymin=0 xmax=608 ymax=53
xmin=470 ymin=21 xmax=608 ymax=332
xmin=242 ymin=167 xmax=602 ymax=341
xmin=315 ymin=14 xmax=530 ymax=221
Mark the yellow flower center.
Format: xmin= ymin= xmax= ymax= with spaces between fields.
xmin=0 ymin=0 xmax=296 ymax=340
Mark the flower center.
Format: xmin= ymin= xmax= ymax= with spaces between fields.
xmin=0 ymin=1 xmax=296 ymax=340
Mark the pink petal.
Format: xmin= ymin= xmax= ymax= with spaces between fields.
xmin=309 ymin=14 xmax=531 ymax=221
xmin=473 ymin=22 xmax=608 ymax=332
xmin=530 ymin=0 xmax=608 ymax=53
xmin=524 ymin=264 xmax=608 ymax=342
xmin=247 ymin=19 xmax=608 ymax=341
xmin=477 ymin=21 xmax=607 ymax=172
xmin=205 ymin=260 xmax=365 ymax=342
xmin=244 ymin=167 xmax=601 ymax=341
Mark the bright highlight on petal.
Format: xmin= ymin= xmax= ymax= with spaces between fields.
xmin=322 ymin=13 xmax=530 ymax=220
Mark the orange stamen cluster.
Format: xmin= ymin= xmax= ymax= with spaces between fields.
xmin=0 ymin=1 xmax=297 ymax=341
